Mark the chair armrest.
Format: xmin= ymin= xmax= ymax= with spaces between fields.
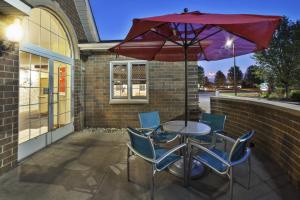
xmin=215 ymin=132 xmax=236 ymax=144
xmin=155 ymin=143 xmax=186 ymax=164
xmin=136 ymin=128 xmax=156 ymax=136
xmin=127 ymin=143 xmax=156 ymax=163
xmin=230 ymin=148 xmax=251 ymax=166
xmin=190 ymin=142 xmax=231 ymax=167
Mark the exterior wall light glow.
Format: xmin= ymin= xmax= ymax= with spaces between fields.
xmin=5 ymin=19 xmax=23 ymax=42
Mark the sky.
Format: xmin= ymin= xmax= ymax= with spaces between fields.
xmin=90 ymin=0 xmax=300 ymax=81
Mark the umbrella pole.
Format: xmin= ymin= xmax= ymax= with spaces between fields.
xmin=184 ymin=45 xmax=188 ymax=127
xmin=184 ymin=23 xmax=188 ymax=127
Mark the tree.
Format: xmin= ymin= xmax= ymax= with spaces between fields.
xmin=254 ymin=16 xmax=300 ymax=98
xmin=203 ymin=76 xmax=211 ymax=88
xmin=243 ymin=65 xmax=263 ymax=88
xmin=214 ymin=70 xmax=226 ymax=88
xmin=227 ymin=66 xmax=243 ymax=86
xmin=197 ymin=66 xmax=205 ymax=86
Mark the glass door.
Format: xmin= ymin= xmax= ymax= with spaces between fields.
xmin=19 ymin=52 xmax=49 ymax=143
xmin=52 ymin=61 xmax=71 ymax=130
xmin=18 ymin=52 xmax=73 ymax=160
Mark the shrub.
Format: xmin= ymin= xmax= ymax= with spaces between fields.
xmin=290 ymin=91 xmax=300 ymax=102
xmin=268 ymin=92 xmax=280 ymax=100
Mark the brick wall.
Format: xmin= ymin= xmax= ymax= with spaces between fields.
xmin=55 ymin=0 xmax=87 ymax=42
xmin=84 ymin=52 xmax=198 ymax=128
xmin=74 ymin=59 xmax=84 ymax=130
xmin=0 ymin=44 xmax=19 ymax=175
xmin=211 ymin=96 xmax=300 ymax=188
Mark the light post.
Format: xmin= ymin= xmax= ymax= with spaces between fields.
xmin=225 ymin=39 xmax=237 ymax=96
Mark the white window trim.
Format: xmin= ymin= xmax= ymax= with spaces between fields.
xmin=110 ymin=60 xmax=149 ymax=104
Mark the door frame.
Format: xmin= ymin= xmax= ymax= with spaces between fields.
xmin=18 ymin=43 xmax=74 ymax=161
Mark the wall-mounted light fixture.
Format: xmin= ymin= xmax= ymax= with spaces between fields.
xmin=0 ymin=17 xmax=23 ymax=56
xmin=5 ymin=18 xmax=23 ymax=42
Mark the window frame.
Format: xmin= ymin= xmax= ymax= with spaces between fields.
xmin=110 ymin=60 xmax=149 ymax=104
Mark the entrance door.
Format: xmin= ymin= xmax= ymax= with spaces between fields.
xmin=48 ymin=61 xmax=72 ymax=143
xmin=18 ymin=52 xmax=73 ymax=160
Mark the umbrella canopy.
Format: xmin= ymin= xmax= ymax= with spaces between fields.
xmin=110 ymin=11 xmax=281 ymax=61
xmin=109 ymin=10 xmax=282 ymax=126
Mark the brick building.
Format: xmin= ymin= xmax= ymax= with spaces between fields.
xmin=0 ymin=0 xmax=198 ymax=175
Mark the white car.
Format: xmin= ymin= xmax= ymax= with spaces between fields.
xmin=260 ymin=83 xmax=269 ymax=92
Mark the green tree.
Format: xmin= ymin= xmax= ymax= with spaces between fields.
xmin=203 ymin=76 xmax=210 ymax=87
xmin=197 ymin=66 xmax=205 ymax=86
xmin=227 ymin=66 xmax=243 ymax=86
xmin=243 ymin=65 xmax=263 ymax=88
xmin=254 ymin=17 xmax=300 ymax=98
xmin=214 ymin=70 xmax=226 ymax=88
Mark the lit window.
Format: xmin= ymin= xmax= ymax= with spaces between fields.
xmin=110 ymin=61 xmax=148 ymax=104
xmin=21 ymin=8 xmax=72 ymax=57
xmin=19 ymin=52 xmax=49 ymax=143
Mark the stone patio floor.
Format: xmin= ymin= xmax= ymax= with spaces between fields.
xmin=0 ymin=128 xmax=300 ymax=200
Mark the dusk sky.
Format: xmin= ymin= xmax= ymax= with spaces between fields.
xmin=90 ymin=0 xmax=299 ymax=80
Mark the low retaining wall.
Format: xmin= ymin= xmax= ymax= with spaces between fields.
xmin=211 ymin=96 xmax=300 ymax=188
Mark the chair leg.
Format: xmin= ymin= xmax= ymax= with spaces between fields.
xmin=127 ymin=147 xmax=130 ymax=182
xmin=151 ymin=166 xmax=155 ymax=200
xmin=229 ymin=167 xmax=234 ymax=200
xmin=248 ymin=157 xmax=251 ymax=189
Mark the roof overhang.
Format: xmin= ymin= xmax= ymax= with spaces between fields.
xmin=74 ymin=0 xmax=100 ymax=42
xmin=79 ymin=41 xmax=121 ymax=52
xmin=0 ymin=0 xmax=31 ymax=16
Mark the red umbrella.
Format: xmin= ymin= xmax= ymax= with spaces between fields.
xmin=110 ymin=9 xmax=282 ymax=126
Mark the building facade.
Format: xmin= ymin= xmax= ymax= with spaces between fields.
xmin=0 ymin=0 xmax=198 ymax=176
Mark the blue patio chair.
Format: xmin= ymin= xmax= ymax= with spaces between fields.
xmin=194 ymin=113 xmax=226 ymax=146
xmin=188 ymin=130 xmax=255 ymax=200
xmin=127 ymin=127 xmax=186 ymax=200
xmin=138 ymin=111 xmax=179 ymax=143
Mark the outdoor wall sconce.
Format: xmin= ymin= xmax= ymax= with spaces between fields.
xmin=0 ymin=18 xmax=23 ymax=56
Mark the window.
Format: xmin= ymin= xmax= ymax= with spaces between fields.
xmin=22 ymin=8 xmax=71 ymax=57
xmin=19 ymin=52 xmax=49 ymax=143
xmin=110 ymin=61 xmax=148 ymax=104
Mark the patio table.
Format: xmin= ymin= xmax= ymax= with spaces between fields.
xmin=163 ymin=120 xmax=211 ymax=179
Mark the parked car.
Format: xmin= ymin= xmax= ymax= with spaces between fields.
xmin=260 ymin=82 xmax=269 ymax=92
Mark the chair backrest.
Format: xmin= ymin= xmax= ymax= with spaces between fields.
xmin=229 ymin=130 xmax=255 ymax=163
xmin=127 ymin=127 xmax=155 ymax=160
xmin=139 ymin=111 xmax=160 ymax=129
xmin=201 ymin=113 xmax=226 ymax=133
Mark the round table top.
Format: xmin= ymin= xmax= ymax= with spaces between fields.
xmin=163 ymin=120 xmax=211 ymax=136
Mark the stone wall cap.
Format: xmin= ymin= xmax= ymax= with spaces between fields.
xmin=211 ymin=96 xmax=300 ymax=113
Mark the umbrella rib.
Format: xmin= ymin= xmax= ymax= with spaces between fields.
xmin=150 ymin=30 xmax=183 ymax=47
xmin=217 ymin=25 xmax=258 ymax=48
xmin=191 ymin=29 xmax=223 ymax=46
xmin=188 ymin=24 xmax=207 ymax=46
xmin=150 ymin=39 xmax=168 ymax=60
xmin=188 ymin=24 xmax=209 ymax=60
xmin=172 ymin=22 xmax=185 ymax=44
